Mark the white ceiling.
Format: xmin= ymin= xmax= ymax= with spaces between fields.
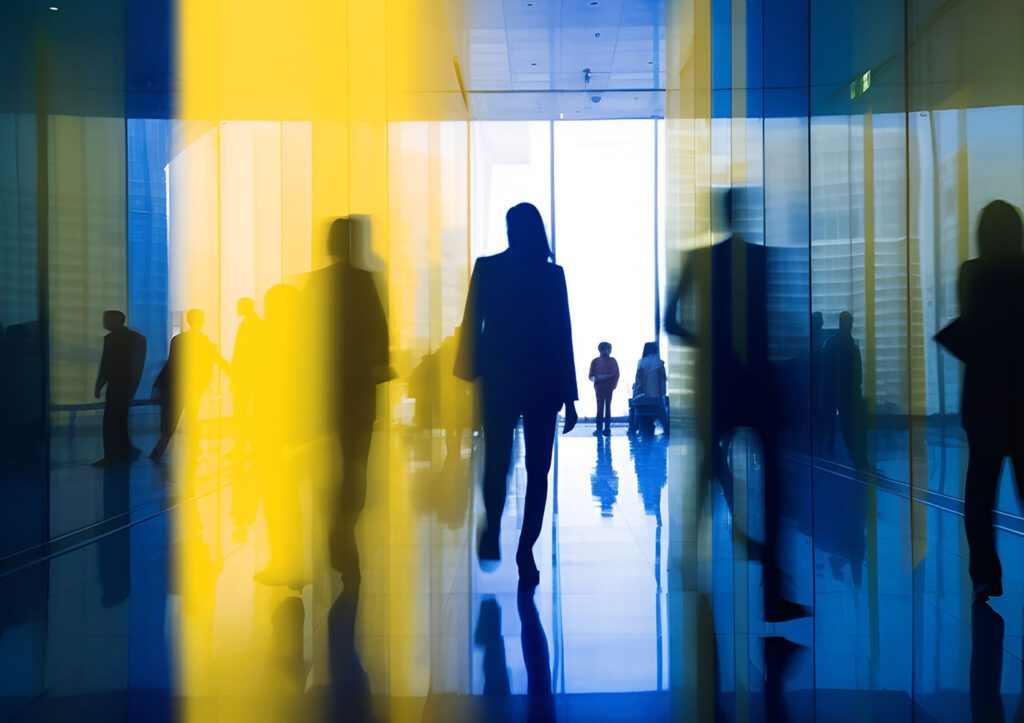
xmin=460 ymin=0 xmax=666 ymax=120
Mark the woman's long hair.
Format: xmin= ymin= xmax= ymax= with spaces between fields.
xmin=506 ymin=202 xmax=552 ymax=263
xmin=978 ymin=200 xmax=1024 ymax=259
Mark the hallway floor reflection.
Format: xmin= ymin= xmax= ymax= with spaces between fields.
xmin=8 ymin=422 xmax=1024 ymax=720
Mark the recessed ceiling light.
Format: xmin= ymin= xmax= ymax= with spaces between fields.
xmin=48 ymin=5 xmax=59 ymax=9
xmin=590 ymin=1 xmax=599 ymax=5
xmin=648 ymin=61 xmax=653 ymax=65
xmin=633 ymin=96 xmax=639 ymax=101
xmin=594 ymin=32 xmax=601 ymax=38
xmin=531 ymin=62 xmax=537 ymax=66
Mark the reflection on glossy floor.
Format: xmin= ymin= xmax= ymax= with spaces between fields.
xmin=5 ymin=421 xmax=1024 ymax=721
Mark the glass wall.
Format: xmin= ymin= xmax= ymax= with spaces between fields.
xmin=667 ymin=0 xmax=1024 ymax=718
xmin=0 ymin=1 xmax=177 ymax=562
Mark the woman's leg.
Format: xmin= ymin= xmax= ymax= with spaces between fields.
xmin=517 ymin=409 xmax=558 ymax=579
xmin=964 ymin=434 xmax=1003 ymax=597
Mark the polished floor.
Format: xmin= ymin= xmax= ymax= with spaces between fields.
xmin=1 ymin=418 xmax=1023 ymax=721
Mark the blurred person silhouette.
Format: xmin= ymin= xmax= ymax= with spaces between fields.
xmin=591 ymin=436 xmax=619 ymax=517
xmin=810 ymin=312 xmax=831 ymax=454
xmin=254 ymin=284 xmax=308 ymax=588
xmin=308 ymin=217 xmax=390 ymax=589
xmin=266 ymin=596 xmax=309 ymax=720
xmin=409 ymin=327 xmax=475 ymax=530
xmin=230 ymin=297 xmax=262 ymax=538
xmin=589 ymin=341 xmax=619 ymax=437
xmin=93 ymin=310 xmax=147 ymax=467
xmin=439 ymin=327 xmax=475 ymax=461
xmin=822 ymin=311 xmax=868 ymax=469
xmin=628 ymin=341 xmax=669 ymax=437
xmin=149 ymin=308 xmax=224 ymax=462
xmin=664 ymin=187 xmax=808 ymax=623
xmin=231 ymin=297 xmax=262 ymax=449
xmin=1 ymin=322 xmax=45 ymax=463
xmin=942 ymin=200 xmax=1024 ymax=602
xmin=455 ymin=202 xmax=578 ymax=587
xmin=970 ymin=601 xmax=1006 ymax=723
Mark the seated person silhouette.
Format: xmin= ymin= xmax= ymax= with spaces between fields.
xmin=665 ymin=186 xmax=808 ymax=623
xmin=455 ymin=202 xmax=578 ymax=586
xmin=589 ymin=341 xmax=619 ymax=437
xmin=943 ymin=200 xmax=1024 ymax=602
xmin=93 ymin=310 xmax=147 ymax=467
xmin=628 ymin=341 xmax=669 ymax=437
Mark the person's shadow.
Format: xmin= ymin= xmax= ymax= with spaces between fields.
xmin=328 ymin=586 xmax=373 ymax=722
xmin=631 ymin=434 xmax=668 ymax=521
xmin=473 ymin=592 xmax=556 ymax=722
xmin=475 ymin=598 xmax=511 ymax=696
xmin=98 ymin=461 xmax=131 ymax=608
xmin=970 ymin=601 xmax=1006 ymax=722
xmin=517 ymin=586 xmax=556 ymax=722
xmin=591 ymin=436 xmax=619 ymax=517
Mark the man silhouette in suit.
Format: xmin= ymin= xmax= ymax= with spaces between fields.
xmin=665 ymin=187 xmax=808 ymax=623
xmin=93 ymin=310 xmax=146 ymax=467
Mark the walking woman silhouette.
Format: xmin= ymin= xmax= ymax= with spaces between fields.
xmin=455 ymin=202 xmax=578 ymax=586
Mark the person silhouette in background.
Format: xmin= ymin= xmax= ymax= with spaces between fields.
xmin=589 ymin=341 xmax=619 ymax=437
xmin=629 ymin=341 xmax=669 ymax=437
xmin=232 ymin=297 xmax=262 ymax=450
xmin=455 ymin=202 xmax=578 ymax=586
xmin=310 ymin=217 xmax=390 ymax=588
xmin=517 ymin=586 xmax=555 ymax=722
xmin=810 ymin=312 xmax=831 ymax=454
xmin=93 ymin=310 xmax=146 ymax=467
xmin=149 ymin=308 xmax=222 ymax=462
xmin=950 ymin=200 xmax=1024 ymax=602
xmin=665 ymin=187 xmax=807 ymax=624
xmin=230 ymin=297 xmax=263 ymax=538
xmin=823 ymin=311 xmax=867 ymax=469
xmin=254 ymin=284 xmax=308 ymax=588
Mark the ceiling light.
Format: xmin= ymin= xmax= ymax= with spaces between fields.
xmin=48 ymin=5 xmax=59 ymax=9
xmin=590 ymin=1 xmax=599 ymax=5
xmin=531 ymin=62 xmax=537 ymax=66
xmin=594 ymin=32 xmax=601 ymax=38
